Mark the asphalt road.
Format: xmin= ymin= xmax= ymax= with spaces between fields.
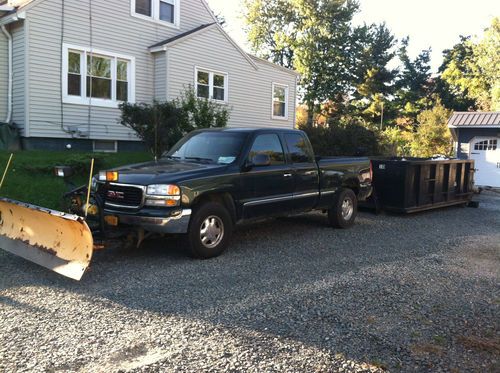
xmin=1 ymin=192 xmax=499 ymax=372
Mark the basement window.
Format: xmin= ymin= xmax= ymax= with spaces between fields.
xmin=93 ymin=140 xmax=118 ymax=153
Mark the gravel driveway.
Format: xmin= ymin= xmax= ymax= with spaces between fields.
xmin=1 ymin=192 xmax=499 ymax=372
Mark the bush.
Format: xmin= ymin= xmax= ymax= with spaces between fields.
xmin=120 ymin=88 xmax=230 ymax=159
xmin=119 ymin=101 xmax=185 ymax=159
xmin=300 ymin=122 xmax=381 ymax=156
xmin=176 ymin=88 xmax=230 ymax=130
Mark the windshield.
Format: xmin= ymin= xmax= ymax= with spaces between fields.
xmin=165 ymin=131 xmax=247 ymax=164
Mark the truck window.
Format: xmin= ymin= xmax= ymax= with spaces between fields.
xmin=249 ymin=134 xmax=285 ymax=165
xmin=284 ymin=133 xmax=314 ymax=163
xmin=166 ymin=132 xmax=246 ymax=164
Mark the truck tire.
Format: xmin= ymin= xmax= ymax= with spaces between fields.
xmin=328 ymin=189 xmax=358 ymax=229
xmin=187 ymin=202 xmax=233 ymax=259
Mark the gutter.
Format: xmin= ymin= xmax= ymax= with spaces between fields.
xmin=0 ymin=6 xmax=16 ymax=12
xmin=1 ymin=24 xmax=12 ymax=123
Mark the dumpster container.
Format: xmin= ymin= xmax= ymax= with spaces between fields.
xmin=371 ymin=158 xmax=475 ymax=213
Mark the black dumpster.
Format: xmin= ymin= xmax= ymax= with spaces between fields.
xmin=371 ymin=158 xmax=475 ymax=213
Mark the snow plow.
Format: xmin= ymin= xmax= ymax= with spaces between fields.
xmin=0 ymin=156 xmax=99 ymax=281
xmin=0 ymin=198 xmax=94 ymax=280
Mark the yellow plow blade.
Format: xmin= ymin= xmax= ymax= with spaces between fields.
xmin=0 ymin=198 xmax=93 ymax=281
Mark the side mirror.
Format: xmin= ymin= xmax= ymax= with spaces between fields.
xmin=251 ymin=153 xmax=271 ymax=167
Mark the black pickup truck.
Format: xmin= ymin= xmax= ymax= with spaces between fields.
xmin=95 ymin=128 xmax=372 ymax=258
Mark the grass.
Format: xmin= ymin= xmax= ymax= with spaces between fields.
xmin=0 ymin=151 xmax=152 ymax=209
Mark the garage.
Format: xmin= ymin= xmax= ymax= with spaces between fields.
xmin=448 ymin=112 xmax=500 ymax=188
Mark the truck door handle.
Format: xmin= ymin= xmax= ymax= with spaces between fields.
xmin=284 ymin=173 xmax=292 ymax=178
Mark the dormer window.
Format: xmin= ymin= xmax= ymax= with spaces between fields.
xmin=132 ymin=0 xmax=179 ymax=27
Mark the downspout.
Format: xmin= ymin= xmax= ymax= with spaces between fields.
xmin=1 ymin=24 xmax=12 ymax=123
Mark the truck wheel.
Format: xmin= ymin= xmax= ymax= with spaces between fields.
xmin=328 ymin=189 xmax=358 ymax=229
xmin=187 ymin=202 xmax=233 ymax=259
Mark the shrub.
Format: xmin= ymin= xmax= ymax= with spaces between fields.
xmin=176 ymin=88 xmax=230 ymax=131
xmin=300 ymin=121 xmax=380 ymax=156
xmin=120 ymin=101 xmax=185 ymax=159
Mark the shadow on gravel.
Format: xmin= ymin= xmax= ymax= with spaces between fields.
xmin=1 ymin=193 xmax=499 ymax=371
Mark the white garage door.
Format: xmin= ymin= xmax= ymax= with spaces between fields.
xmin=469 ymin=137 xmax=500 ymax=187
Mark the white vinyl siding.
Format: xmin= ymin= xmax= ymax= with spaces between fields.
xmin=24 ymin=0 xmax=215 ymax=141
xmin=11 ymin=21 xmax=26 ymax=135
xmin=153 ymin=52 xmax=167 ymax=100
xmin=0 ymin=30 xmax=7 ymax=121
xmin=166 ymin=26 xmax=297 ymax=128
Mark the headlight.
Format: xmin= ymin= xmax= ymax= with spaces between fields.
xmin=146 ymin=184 xmax=180 ymax=196
xmin=145 ymin=184 xmax=181 ymax=207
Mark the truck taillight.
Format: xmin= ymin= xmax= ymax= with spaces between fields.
xmin=370 ymin=161 xmax=373 ymax=181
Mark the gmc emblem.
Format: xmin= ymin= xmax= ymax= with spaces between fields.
xmin=107 ymin=191 xmax=125 ymax=199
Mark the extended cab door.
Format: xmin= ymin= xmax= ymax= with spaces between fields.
xmin=240 ymin=133 xmax=295 ymax=219
xmin=283 ymin=132 xmax=320 ymax=211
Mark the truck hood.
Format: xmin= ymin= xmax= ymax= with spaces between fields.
xmin=110 ymin=160 xmax=228 ymax=185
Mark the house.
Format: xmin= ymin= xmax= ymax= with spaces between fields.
xmin=448 ymin=112 xmax=500 ymax=188
xmin=0 ymin=0 xmax=299 ymax=152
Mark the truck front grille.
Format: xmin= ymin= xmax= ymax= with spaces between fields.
xmin=98 ymin=184 xmax=144 ymax=209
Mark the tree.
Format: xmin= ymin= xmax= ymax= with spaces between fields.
xmin=411 ymin=101 xmax=453 ymax=157
xmin=349 ymin=23 xmax=398 ymax=125
xmin=243 ymin=0 xmax=297 ymax=69
xmin=440 ymin=18 xmax=500 ymax=111
xmin=434 ymin=36 xmax=477 ymax=111
xmin=474 ymin=17 xmax=500 ymax=110
xmin=244 ymin=0 xmax=360 ymax=125
xmin=394 ymin=37 xmax=433 ymax=119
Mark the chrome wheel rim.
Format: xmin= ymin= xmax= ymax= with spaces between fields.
xmin=200 ymin=215 xmax=224 ymax=249
xmin=341 ymin=198 xmax=354 ymax=220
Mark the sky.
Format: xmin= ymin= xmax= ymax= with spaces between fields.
xmin=206 ymin=0 xmax=500 ymax=73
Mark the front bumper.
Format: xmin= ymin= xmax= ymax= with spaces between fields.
xmin=104 ymin=208 xmax=192 ymax=234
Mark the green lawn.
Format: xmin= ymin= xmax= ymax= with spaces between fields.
xmin=0 ymin=151 xmax=152 ymax=209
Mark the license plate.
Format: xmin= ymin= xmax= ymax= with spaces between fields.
xmin=104 ymin=215 xmax=119 ymax=226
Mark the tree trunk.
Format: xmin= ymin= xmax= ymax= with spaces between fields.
xmin=306 ymin=101 xmax=314 ymax=128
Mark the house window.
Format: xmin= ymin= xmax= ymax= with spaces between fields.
xmin=135 ymin=0 xmax=152 ymax=16
xmin=87 ymin=54 xmax=112 ymax=100
xmin=195 ymin=68 xmax=228 ymax=102
xmin=93 ymin=140 xmax=118 ymax=153
xmin=63 ymin=44 xmax=135 ymax=108
xmin=117 ymin=60 xmax=129 ymax=101
xmin=160 ymin=0 xmax=175 ymax=23
xmin=272 ymin=83 xmax=289 ymax=120
xmin=132 ymin=0 xmax=179 ymax=27
xmin=67 ymin=51 xmax=82 ymax=96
